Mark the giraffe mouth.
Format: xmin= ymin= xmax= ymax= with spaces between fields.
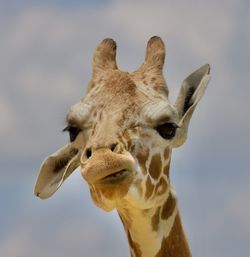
xmin=98 ymin=169 xmax=131 ymax=184
xmin=82 ymin=150 xmax=135 ymax=185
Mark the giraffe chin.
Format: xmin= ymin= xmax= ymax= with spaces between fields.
xmin=88 ymin=170 xmax=135 ymax=210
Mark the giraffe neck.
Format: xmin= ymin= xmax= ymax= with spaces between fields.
xmin=117 ymin=191 xmax=192 ymax=257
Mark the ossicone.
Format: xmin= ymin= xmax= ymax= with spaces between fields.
xmin=132 ymin=36 xmax=165 ymax=76
xmin=144 ymin=36 xmax=165 ymax=72
xmin=92 ymin=38 xmax=118 ymax=79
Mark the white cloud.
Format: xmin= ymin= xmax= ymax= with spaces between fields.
xmin=0 ymin=96 xmax=17 ymax=135
xmin=0 ymin=230 xmax=31 ymax=257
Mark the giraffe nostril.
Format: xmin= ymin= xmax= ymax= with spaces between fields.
xmin=110 ymin=143 xmax=118 ymax=152
xmin=86 ymin=148 xmax=92 ymax=159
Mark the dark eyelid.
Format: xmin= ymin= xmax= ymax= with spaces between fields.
xmin=153 ymin=115 xmax=171 ymax=126
xmin=62 ymin=126 xmax=69 ymax=132
xmin=157 ymin=121 xmax=179 ymax=128
xmin=62 ymin=125 xmax=81 ymax=142
xmin=169 ymin=122 xmax=179 ymax=128
xmin=62 ymin=124 xmax=80 ymax=132
xmin=62 ymin=125 xmax=71 ymax=132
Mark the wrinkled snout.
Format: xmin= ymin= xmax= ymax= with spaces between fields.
xmin=81 ymin=148 xmax=135 ymax=185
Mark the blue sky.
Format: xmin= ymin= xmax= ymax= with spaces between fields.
xmin=0 ymin=1 xmax=249 ymax=257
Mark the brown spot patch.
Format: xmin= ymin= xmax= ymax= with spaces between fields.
xmin=136 ymin=147 xmax=149 ymax=175
xmin=161 ymin=193 xmax=176 ymax=220
xmin=164 ymin=148 xmax=170 ymax=160
xmin=154 ymin=214 xmax=192 ymax=257
xmin=135 ymin=178 xmax=143 ymax=196
xmin=145 ymin=176 xmax=154 ymax=200
xmin=155 ymin=177 xmax=168 ymax=196
xmin=163 ymin=164 xmax=170 ymax=177
xmin=127 ymin=231 xmax=142 ymax=257
xmin=151 ymin=207 xmax=161 ymax=232
xmin=153 ymin=85 xmax=162 ymax=92
xmin=149 ymin=154 xmax=162 ymax=180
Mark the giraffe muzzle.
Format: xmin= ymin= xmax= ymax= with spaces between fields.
xmin=81 ymin=148 xmax=135 ymax=185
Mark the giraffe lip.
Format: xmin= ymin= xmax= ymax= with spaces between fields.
xmin=98 ymin=169 xmax=130 ymax=184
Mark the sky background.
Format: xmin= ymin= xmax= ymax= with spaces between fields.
xmin=0 ymin=0 xmax=249 ymax=257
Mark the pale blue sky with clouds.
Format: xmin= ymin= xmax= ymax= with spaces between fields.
xmin=0 ymin=1 xmax=249 ymax=257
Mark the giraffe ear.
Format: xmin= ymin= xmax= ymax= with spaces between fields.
xmin=172 ymin=64 xmax=211 ymax=148
xmin=34 ymin=144 xmax=80 ymax=199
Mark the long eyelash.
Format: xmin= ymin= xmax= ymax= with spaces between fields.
xmin=62 ymin=125 xmax=79 ymax=132
xmin=62 ymin=125 xmax=81 ymax=142
xmin=62 ymin=126 xmax=70 ymax=132
xmin=171 ymin=123 xmax=180 ymax=129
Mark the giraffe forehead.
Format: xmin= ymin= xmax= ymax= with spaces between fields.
xmin=87 ymin=70 xmax=170 ymax=105
xmin=85 ymin=92 xmax=175 ymax=124
xmin=68 ymin=71 xmax=177 ymax=127
xmin=88 ymin=70 xmax=138 ymax=102
xmin=68 ymin=99 xmax=177 ymax=131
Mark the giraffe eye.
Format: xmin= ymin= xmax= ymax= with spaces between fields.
xmin=63 ymin=125 xmax=81 ymax=142
xmin=156 ymin=122 xmax=179 ymax=140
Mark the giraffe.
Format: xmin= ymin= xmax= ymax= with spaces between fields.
xmin=34 ymin=36 xmax=211 ymax=257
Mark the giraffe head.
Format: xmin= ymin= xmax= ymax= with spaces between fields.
xmin=34 ymin=37 xmax=210 ymax=212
